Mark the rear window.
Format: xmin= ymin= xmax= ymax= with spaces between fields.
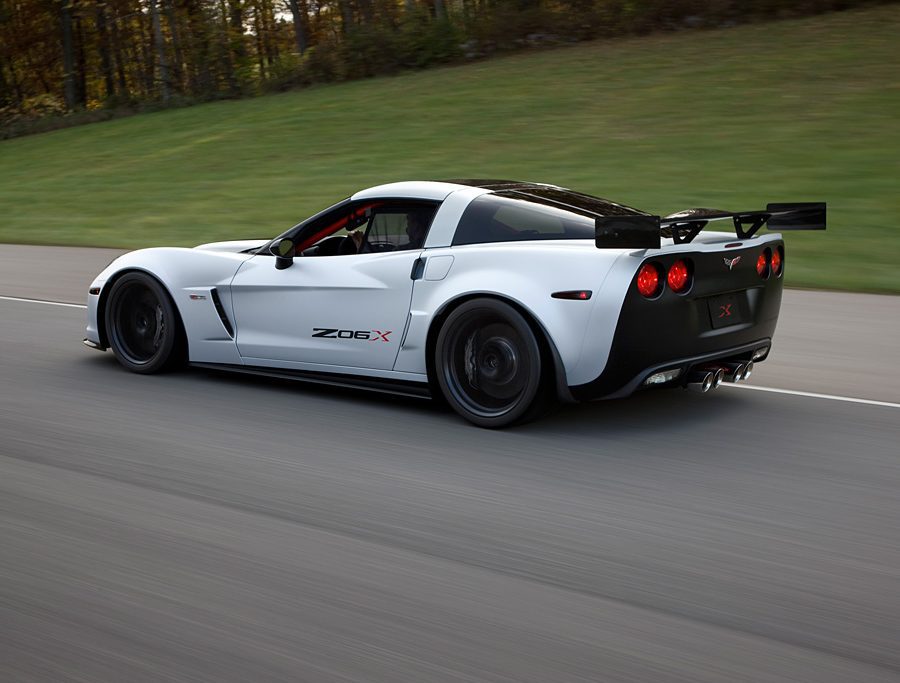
xmin=452 ymin=190 xmax=646 ymax=246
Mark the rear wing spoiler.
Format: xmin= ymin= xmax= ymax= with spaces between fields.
xmin=595 ymin=202 xmax=826 ymax=249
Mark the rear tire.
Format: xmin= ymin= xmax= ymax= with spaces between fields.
xmin=435 ymin=298 xmax=546 ymax=428
xmin=105 ymin=272 xmax=183 ymax=374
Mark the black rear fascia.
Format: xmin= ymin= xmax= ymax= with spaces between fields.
xmin=570 ymin=242 xmax=783 ymax=401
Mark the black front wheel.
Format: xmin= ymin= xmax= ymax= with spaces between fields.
xmin=435 ymin=299 xmax=547 ymax=428
xmin=105 ymin=272 xmax=183 ymax=374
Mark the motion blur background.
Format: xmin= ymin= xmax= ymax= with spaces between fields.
xmin=2 ymin=3 xmax=900 ymax=682
xmin=1 ymin=0 xmax=899 ymax=291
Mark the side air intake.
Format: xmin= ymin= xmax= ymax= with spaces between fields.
xmin=210 ymin=288 xmax=234 ymax=338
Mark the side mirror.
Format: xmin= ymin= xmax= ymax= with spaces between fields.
xmin=270 ymin=238 xmax=294 ymax=270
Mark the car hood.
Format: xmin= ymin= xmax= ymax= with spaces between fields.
xmin=193 ymin=239 xmax=269 ymax=253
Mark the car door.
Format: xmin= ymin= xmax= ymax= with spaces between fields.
xmin=229 ymin=202 xmax=434 ymax=371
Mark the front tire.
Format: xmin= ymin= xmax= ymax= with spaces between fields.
xmin=105 ymin=272 xmax=183 ymax=374
xmin=435 ymin=298 xmax=546 ymax=428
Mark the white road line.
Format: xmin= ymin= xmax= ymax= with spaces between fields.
xmin=723 ymin=383 xmax=900 ymax=409
xmin=3 ymin=293 xmax=898 ymax=410
xmin=0 ymin=295 xmax=87 ymax=309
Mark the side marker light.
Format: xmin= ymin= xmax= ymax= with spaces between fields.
xmin=552 ymin=290 xmax=592 ymax=300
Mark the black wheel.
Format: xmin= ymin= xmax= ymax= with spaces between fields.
xmin=435 ymin=298 xmax=547 ymax=428
xmin=105 ymin=272 xmax=183 ymax=374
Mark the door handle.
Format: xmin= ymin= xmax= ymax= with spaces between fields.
xmin=410 ymin=257 xmax=426 ymax=280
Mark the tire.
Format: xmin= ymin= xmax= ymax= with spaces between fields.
xmin=435 ymin=298 xmax=547 ymax=428
xmin=105 ymin=272 xmax=184 ymax=374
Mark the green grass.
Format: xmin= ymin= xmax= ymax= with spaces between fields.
xmin=2 ymin=5 xmax=899 ymax=292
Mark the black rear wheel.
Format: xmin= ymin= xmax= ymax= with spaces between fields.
xmin=105 ymin=272 xmax=183 ymax=374
xmin=435 ymin=299 xmax=546 ymax=428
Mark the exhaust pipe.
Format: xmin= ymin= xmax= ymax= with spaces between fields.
xmin=712 ymin=367 xmax=726 ymax=387
xmin=686 ymin=370 xmax=716 ymax=393
xmin=714 ymin=362 xmax=754 ymax=382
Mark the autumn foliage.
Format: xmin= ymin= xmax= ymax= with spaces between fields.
xmin=0 ymin=0 xmax=884 ymax=137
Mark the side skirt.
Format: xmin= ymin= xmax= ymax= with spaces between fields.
xmin=190 ymin=362 xmax=433 ymax=400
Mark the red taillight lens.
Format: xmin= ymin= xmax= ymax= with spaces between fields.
xmin=636 ymin=263 xmax=662 ymax=298
xmin=756 ymin=250 xmax=770 ymax=278
xmin=667 ymin=260 xmax=691 ymax=293
xmin=771 ymin=247 xmax=782 ymax=276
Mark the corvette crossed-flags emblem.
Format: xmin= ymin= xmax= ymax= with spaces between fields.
xmin=723 ymin=256 xmax=742 ymax=271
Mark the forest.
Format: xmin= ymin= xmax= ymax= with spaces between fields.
xmin=0 ymin=0 xmax=885 ymax=136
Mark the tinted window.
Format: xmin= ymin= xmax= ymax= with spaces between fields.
xmin=510 ymin=188 xmax=646 ymax=217
xmin=361 ymin=203 xmax=437 ymax=252
xmin=451 ymin=194 xmax=590 ymax=246
xmin=288 ymin=199 xmax=437 ymax=255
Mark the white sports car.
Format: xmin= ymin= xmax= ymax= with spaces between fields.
xmin=84 ymin=180 xmax=825 ymax=427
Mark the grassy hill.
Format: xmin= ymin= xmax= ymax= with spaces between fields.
xmin=1 ymin=5 xmax=898 ymax=292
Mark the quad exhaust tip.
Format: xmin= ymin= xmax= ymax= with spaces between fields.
xmin=726 ymin=361 xmax=753 ymax=382
xmin=686 ymin=361 xmax=753 ymax=392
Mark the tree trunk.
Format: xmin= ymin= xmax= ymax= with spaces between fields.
xmin=109 ymin=5 xmax=129 ymax=95
xmin=137 ymin=5 xmax=155 ymax=96
xmin=257 ymin=0 xmax=276 ymax=64
xmin=252 ymin=2 xmax=265 ymax=79
xmin=0 ymin=56 xmax=11 ymax=106
xmin=286 ymin=0 xmax=307 ymax=55
xmin=185 ymin=0 xmax=213 ymax=95
xmin=74 ymin=10 xmax=87 ymax=106
xmin=228 ymin=0 xmax=247 ymax=58
xmin=59 ymin=0 xmax=76 ymax=109
xmin=434 ymin=0 xmax=446 ymax=20
xmin=337 ymin=0 xmax=352 ymax=33
xmin=164 ymin=0 xmax=185 ymax=92
xmin=148 ymin=0 xmax=170 ymax=100
xmin=94 ymin=1 xmax=115 ymax=99
xmin=217 ymin=0 xmax=238 ymax=93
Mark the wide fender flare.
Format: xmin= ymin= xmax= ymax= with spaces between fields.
xmin=408 ymin=267 xmax=599 ymax=393
xmin=92 ymin=247 xmax=250 ymax=362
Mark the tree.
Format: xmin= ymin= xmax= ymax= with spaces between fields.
xmin=149 ymin=0 xmax=171 ymax=100
xmin=286 ymin=0 xmax=307 ymax=54
xmin=60 ymin=0 xmax=76 ymax=108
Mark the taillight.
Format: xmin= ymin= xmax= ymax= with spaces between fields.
xmin=667 ymin=259 xmax=691 ymax=294
xmin=771 ymin=246 xmax=783 ymax=276
xmin=636 ymin=263 xmax=662 ymax=298
xmin=756 ymin=249 xmax=770 ymax=279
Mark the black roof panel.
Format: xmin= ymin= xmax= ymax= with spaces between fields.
xmin=442 ymin=179 xmax=647 ymax=217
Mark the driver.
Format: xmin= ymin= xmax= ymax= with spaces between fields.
xmin=398 ymin=211 xmax=430 ymax=250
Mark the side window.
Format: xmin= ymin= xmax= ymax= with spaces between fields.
xmin=492 ymin=204 xmax=565 ymax=234
xmin=360 ymin=203 xmax=438 ymax=253
xmin=293 ymin=201 xmax=376 ymax=256
xmin=290 ymin=200 xmax=438 ymax=256
xmin=452 ymin=193 xmax=597 ymax=246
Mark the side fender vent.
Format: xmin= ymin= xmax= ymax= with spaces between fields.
xmin=210 ymin=288 xmax=234 ymax=338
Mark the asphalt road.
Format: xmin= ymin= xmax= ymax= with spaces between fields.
xmin=1 ymin=245 xmax=899 ymax=682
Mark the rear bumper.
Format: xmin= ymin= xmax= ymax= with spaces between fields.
xmin=570 ymin=242 xmax=783 ymax=401
xmin=571 ymin=338 xmax=771 ymax=401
